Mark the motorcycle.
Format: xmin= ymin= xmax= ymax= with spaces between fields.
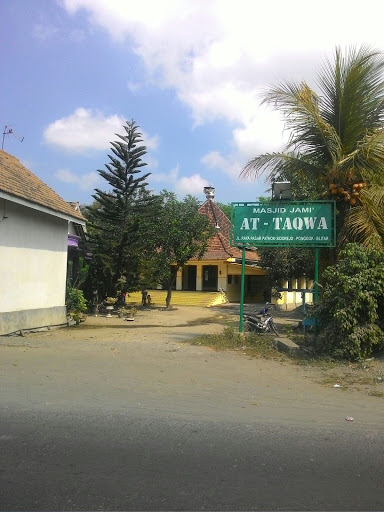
xmin=243 ymin=303 xmax=279 ymax=336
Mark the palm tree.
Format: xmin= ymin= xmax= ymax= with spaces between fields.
xmin=241 ymin=46 xmax=384 ymax=248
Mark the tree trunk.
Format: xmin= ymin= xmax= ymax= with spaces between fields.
xmin=166 ymin=286 xmax=172 ymax=308
xmin=165 ymin=273 xmax=177 ymax=308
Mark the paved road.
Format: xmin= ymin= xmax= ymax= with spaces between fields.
xmin=1 ymin=329 xmax=383 ymax=511
xmin=1 ymin=407 xmax=383 ymax=511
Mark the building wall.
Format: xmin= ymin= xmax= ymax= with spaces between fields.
xmin=168 ymin=259 xmax=313 ymax=308
xmin=177 ymin=260 xmax=267 ymax=302
xmin=176 ymin=260 xmax=228 ymax=292
xmin=225 ymin=264 xmax=267 ymax=303
xmin=276 ymin=277 xmax=314 ymax=310
xmin=0 ymin=200 xmax=68 ymax=334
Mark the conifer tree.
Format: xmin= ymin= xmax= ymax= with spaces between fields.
xmin=87 ymin=121 xmax=157 ymax=298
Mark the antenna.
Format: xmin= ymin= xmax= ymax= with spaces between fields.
xmin=2 ymin=126 xmax=24 ymax=151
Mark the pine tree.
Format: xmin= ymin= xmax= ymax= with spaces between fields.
xmin=87 ymin=121 xmax=157 ymax=298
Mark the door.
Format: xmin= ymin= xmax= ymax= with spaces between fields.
xmin=182 ymin=266 xmax=197 ymax=291
xmin=202 ymin=265 xmax=218 ymax=291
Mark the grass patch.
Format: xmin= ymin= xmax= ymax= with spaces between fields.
xmin=289 ymin=348 xmax=384 ymax=394
xmin=315 ymin=364 xmax=384 ymax=391
xmin=369 ymin=390 xmax=384 ymax=397
xmin=186 ymin=315 xmax=226 ymax=326
xmin=291 ymin=354 xmax=343 ymax=369
xmin=190 ymin=325 xmax=283 ymax=359
xmin=318 ymin=373 xmax=378 ymax=387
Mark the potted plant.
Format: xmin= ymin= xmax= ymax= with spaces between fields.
xmin=117 ymin=306 xmax=129 ymax=318
xmin=105 ymin=297 xmax=117 ymax=317
xmin=126 ymin=306 xmax=137 ymax=321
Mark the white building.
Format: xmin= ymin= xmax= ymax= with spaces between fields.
xmin=0 ymin=150 xmax=86 ymax=335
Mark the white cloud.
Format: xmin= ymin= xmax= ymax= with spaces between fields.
xmin=144 ymin=133 xmax=159 ymax=151
xmin=44 ymin=108 xmax=125 ymax=152
xmin=174 ymin=174 xmax=210 ymax=197
xmin=61 ymin=0 xmax=384 ymax=168
xmin=33 ymin=16 xmax=86 ymax=43
xmin=55 ymin=168 xmax=101 ymax=190
xmin=201 ymin=151 xmax=241 ymax=178
xmin=44 ymin=108 xmax=158 ymax=153
xmin=145 ymin=156 xmax=159 ymax=170
xmin=148 ymin=165 xmax=208 ymax=197
xmin=127 ymin=81 xmax=141 ymax=93
xmin=232 ymin=108 xmax=288 ymax=158
xmin=150 ymin=165 xmax=179 ymax=184
xmin=33 ymin=24 xmax=60 ymax=41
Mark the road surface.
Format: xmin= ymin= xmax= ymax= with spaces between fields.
xmin=1 ymin=310 xmax=383 ymax=510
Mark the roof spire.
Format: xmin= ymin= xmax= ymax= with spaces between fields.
xmin=204 ymin=186 xmax=215 ymax=200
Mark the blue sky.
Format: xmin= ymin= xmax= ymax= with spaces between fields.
xmin=3 ymin=0 xmax=384 ymax=206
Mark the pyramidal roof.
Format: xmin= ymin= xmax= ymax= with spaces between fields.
xmin=198 ymin=191 xmax=259 ymax=262
xmin=0 ymin=150 xmax=85 ymax=222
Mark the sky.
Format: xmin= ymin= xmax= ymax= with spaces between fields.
xmin=3 ymin=0 xmax=384 ymax=206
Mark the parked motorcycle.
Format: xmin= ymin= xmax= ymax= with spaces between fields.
xmin=243 ymin=303 xmax=279 ymax=335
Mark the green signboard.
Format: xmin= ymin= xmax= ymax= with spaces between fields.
xmin=231 ymin=201 xmax=336 ymax=247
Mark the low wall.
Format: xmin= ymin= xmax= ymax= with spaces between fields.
xmin=0 ymin=306 xmax=67 ymax=335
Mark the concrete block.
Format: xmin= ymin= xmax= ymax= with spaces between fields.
xmin=275 ymin=336 xmax=299 ymax=355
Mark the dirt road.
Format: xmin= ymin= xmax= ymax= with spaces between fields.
xmin=1 ymin=305 xmax=383 ymax=430
xmin=2 ymin=305 xmax=384 ymax=510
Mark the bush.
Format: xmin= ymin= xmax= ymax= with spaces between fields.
xmin=314 ymin=243 xmax=384 ymax=359
xmin=66 ymin=287 xmax=87 ymax=324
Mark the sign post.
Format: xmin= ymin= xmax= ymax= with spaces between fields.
xmin=231 ymin=201 xmax=336 ymax=332
xmin=239 ymin=245 xmax=246 ymax=333
xmin=314 ymin=247 xmax=320 ymax=303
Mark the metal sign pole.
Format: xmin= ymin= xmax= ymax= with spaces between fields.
xmin=313 ymin=247 xmax=320 ymax=335
xmin=239 ymin=245 xmax=246 ymax=333
xmin=314 ymin=248 xmax=319 ymax=303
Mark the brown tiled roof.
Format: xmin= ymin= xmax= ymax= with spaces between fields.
xmin=198 ymin=199 xmax=259 ymax=262
xmin=0 ymin=150 xmax=85 ymax=221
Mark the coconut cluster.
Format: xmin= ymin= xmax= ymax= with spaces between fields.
xmin=324 ymin=182 xmax=367 ymax=206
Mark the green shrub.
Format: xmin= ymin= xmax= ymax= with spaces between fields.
xmin=314 ymin=243 xmax=384 ymax=359
xmin=66 ymin=287 xmax=87 ymax=315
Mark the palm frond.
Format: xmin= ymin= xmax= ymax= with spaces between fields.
xmin=287 ymin=84 xmax=343 ymax=165
xmin=262 ymin=82 xmax=343 ymax=164
xmin=335 ymin=129 xmax=384 ymax=185
xmin=240 ymin=152 xmax=323 ymax=181
xmin=318 ymin=46 xmax=384 ymax=153
xmin=342 ymin=186 xmax=384 ymax=247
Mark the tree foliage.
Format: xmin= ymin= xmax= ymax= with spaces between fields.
xmin=241 ymin=46 xmax=384 ymax=249
xmin=313 ymin=243 xmax=384 ymax=359
xmin=257 ymin=246 xmax=315 ymax=293
xmin=86 ymin=121 xmax=157 ymax=298
xmin=216 ymin=202 xmax=231 ymax=218
xmin=143 ymin=191 xmax=215 ymax=307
